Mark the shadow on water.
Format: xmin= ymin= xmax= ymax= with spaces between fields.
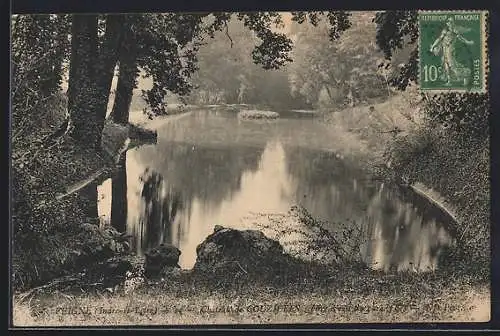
xmin=134 ymin=168 xmax=185 ymax=252
xmin=111 ymin=153 xmax=127 ymax=233
xmin=97 ymin=109 xmax=457 ymax=272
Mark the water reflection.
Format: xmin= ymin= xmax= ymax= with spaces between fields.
xmin=366 ymin=184 xmax=454 ymax=272
xmin=132 ymin=169 xmax=185 ymax=252
xmin=285 ymin=146 xmax=374 ymax=227
xmin=97 ymin=110 xmax=455 ymax=272
xmin=111 ymin=153 xmax=127 ymax=232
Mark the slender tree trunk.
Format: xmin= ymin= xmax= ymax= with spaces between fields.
xmin=347 ymin=86 xmax=355 ymax=107
xmin=111 ymin=153 xmax=128 ymax=232
xmin=94 ymin=14 xmax=125 ymax=129
xmin=323 ymin=83 xmax=334 ymax=102
xmin=111 ymin=54 xmax=138 ymax=124
xmin=111 ymin=21 xmax=139 ymax=125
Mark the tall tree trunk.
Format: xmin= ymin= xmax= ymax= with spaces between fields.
xmin=68 ymin=14 xmax=100 ymax=149
xmin=111 ymin=153 xmax=128 ymax=232
xmin=94 ymin=14 xmax=125 ymax=129
xmin=67 ymin=14 xmax=123 ymax=150
xmin=111 ymin=54 xmax=138 ymax=124
xmin=110 ymin=21 xmax=139 ymax=125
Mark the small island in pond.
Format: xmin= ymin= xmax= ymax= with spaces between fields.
xmin=238 ymin=109 xmax=280 ymax=120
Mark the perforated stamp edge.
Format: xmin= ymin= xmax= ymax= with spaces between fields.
xmin=417 ymin=10 xmax=489 ymax=95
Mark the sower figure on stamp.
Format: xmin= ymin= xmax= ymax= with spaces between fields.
xmin=430 ymin=16 xmax=475 ymax=86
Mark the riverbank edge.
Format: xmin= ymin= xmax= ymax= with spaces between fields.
xmin=319 ymin=96 xmax=490 ymax=279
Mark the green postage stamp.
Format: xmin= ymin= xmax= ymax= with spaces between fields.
xmin=418 ymin=11 xmax=488 ymax=92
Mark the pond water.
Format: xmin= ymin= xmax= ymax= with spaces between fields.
xmin=97 ymin=110 xmax=456 ymax=272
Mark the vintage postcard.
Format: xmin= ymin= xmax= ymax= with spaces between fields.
xmin=11 ymin=10 xmax=491 ymax=327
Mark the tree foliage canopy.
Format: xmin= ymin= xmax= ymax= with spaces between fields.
xmin=289 ymin=12 xmax=388 ymax=108
xmin=12 ymin=10 xmax=488 ymax=144
xmin=12 ymin=14 xmax=70 ymax=111
xmin=138 ymin=11 xmax=352 ymax=114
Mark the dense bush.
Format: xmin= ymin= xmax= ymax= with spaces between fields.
xmin=423 ymin=93 xmax=489 ymax=140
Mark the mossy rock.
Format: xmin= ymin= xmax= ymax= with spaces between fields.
xmin=144 ymin=244 xmax=181 ymax=278
xmin=193 ymin=226 xmax=287 ymax=276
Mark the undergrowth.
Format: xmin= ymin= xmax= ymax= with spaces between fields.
xmin=11 ymin=92 xmax=126 ymax=291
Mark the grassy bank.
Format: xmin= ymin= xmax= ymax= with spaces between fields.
xmin=12 ymin=127 xmax=129 ymax=290
xmin=387 ymin=125 xmax=489 ymax=276
xmin=13 ymin=253 xmax=489 ymax=325
xmin=12 ymin=205 xmax=490 ymax=326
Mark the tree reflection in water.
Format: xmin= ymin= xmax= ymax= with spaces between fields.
xmin=284 ymin=146 xmax=454 ymax=272
xmin=130 ymin=142 xmax=265 ymax=256
xmin=111 ymin=153 xmax=127 ymax=232
xmin=135 ymin=142 xmax=264 ymax=209
xmin=134 ymin=168 xmax=186 ymax=253
xmin=284 ymin=146 xmax=376 ymax=228
xmin=366 ymin=184 xmax=454 ymax=272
